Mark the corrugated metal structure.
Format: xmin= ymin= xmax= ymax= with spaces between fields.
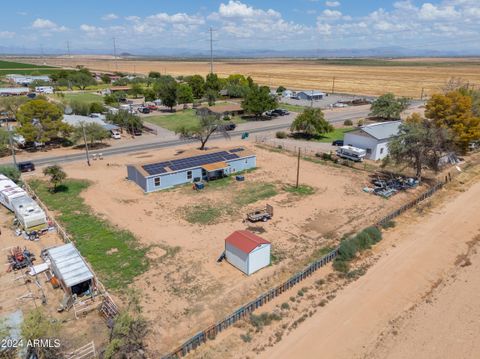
xmin=127 ymin=147 xmax=257 ymax=192
xmin=225 ymin=230 xmax=271 ymax=275
xmin=45 ymin=243 xmax=94 ymax=296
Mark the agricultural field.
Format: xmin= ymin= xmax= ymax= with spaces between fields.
xmin=0 ymin=59 xmax=54 ymax=69
xmin=0 ymin=59 xmax=58 ymax=75
xmin=28 ymin=139 xmax=426 ymax=356
xmin=145 ymin=109 xmax=247 ymax=131
xmin=13 ymin=56 xmax=480 ymax=98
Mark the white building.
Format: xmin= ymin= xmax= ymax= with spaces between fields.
xmin=35 ymin=86 xmax=54 ymax=94
xmin=343 ymin=121 xmax=401 ymax=161
xmin=63 ymin=114 xmax=119 ymax=132
xmin=0 ymin=87 xmax=30 ymax=96
xmin=296 ymin=91 xmax=326 ymax=101
xmin=225 ymin=230 xmax=271 ymax=275
xmin=6 ymin=74 xmax=51 ymax=86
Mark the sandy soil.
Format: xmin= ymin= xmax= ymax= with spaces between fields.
xmin=32 ymin=139 xmax=423 ymax=355
xmin=10 ymin=57 xmax=480 ymax=98
xmin=257 ymin=167 xmax=480 ymax=359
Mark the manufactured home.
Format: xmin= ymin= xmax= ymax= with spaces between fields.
xmin=127 ymin=147 xmax=256 ymax=193
xmin=343 ymin=121 xmax=401 ymax=160
xmin=0 ymin=174 xmax=27 ymax=211
xmin=225 ymin=230 xmax=271 ymax=275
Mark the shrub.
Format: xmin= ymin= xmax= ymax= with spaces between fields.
xmin=0 ymin=165 xmax=21 ymax=183
xmin=321 ymin=152 xmax=332 ymax=161
xmin=337 ymin=239 xmax=357 ymax=261
xmin=240 ymin=333 xmax=252 ymax=343
xmin=250 ymin=312 xmax=282 ymax=331
xmin=280 ymin=303 xmax=290 ymax=310
xmin=333 ymin=259 xmax=350 ymax=273
xmin=357 ymin=119 xmax=365 ymax=126
xmin=363 ymin=226 xmax=382 ymax=243
xmin=276 ymin=131 xmax=287 ymax=139
xmin=355 ymin=231 xmax=373 ymax=250
xmin=381 ymin=220 xmax=396 ymax=229
xmin=343 ymin=119 xmax=353 ymax=126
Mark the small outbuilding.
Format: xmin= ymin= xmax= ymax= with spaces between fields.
xmin=44 ymin=243 xmax=95 ymax=297
xmin=297 ymin=91 xmax=326 ymax=101
xmin=225 ymin=230 xmax=271 ymax=275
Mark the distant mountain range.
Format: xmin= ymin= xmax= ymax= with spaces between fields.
xmin=0 ymin=45 xmax=478 ymax=58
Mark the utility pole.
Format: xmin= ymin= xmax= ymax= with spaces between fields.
xmin=420 ymin=87 xmax=425 ymax=101
xmin=296 ymin=148 xmax=301 ymax=188
xmin=209 ymin=27 xmax=214 ymax=74
xmin=331 ymin=76 xmax=336 ymax=94
xmin=113 ymin=37 xmax=118 ymax=72
xmin=81 ymin=123 xmax=91 ymax=166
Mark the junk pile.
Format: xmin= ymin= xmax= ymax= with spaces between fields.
xmin=364 ymin=174 xmax=419 ymax=198
xmin=7 ymin=246 xmax=35 ymax=272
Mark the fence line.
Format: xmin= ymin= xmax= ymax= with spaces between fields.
xmin=161 ymin=178 xmax=448 ymax=359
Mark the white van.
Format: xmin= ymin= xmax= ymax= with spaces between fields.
xmin=110 ymin=130 xmax=121 ymax=139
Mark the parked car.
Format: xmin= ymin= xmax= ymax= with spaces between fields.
xmin=272 ymin=109 xmax=290 ymax=116
xmin=137 ymin=107 xmax=150 ymax=114
xmin=332 ymin=140 xmax=344 ymax=146
xmin=224 ymin=123 xmax=236 ymax=131
xmin=147 ymin=104 xmax=158 ymax=111
xmin=133 ymin=129 xmax=142 ymax=136
xmin=17 ymin=161 xmax=35 ymax=172
xmin=264 ymin=110 xmax=279 ymax=117
xmin=110 ymin=130 xmax=121 ymax=140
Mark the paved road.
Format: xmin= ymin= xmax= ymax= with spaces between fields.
xmin=2 ymin=106 xmax=372 ymax=167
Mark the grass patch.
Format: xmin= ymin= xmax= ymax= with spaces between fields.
xmin=29 ymin=179 xmax=149 ymax=290
xmin=0 ymin=60 xmax=54 ymax=69
xmin=283 ymin=184 xmax=315 ymax=196
xmin=145 ymin=110 xmax=247 ymax=131
xmin=292 ymin=127 xmax=354 ymax=143
xmin=0 ymin=69 xmax=60 ymax=75
xmin=279 ymin=103 xmax=308 ymax=113
xmin=54 ymin=92 xmax=104 ymax=105
xmin=184 ymin=204 xmax=223 ymax=225
xmin=235 ymin=183 xmax=278 ymax=206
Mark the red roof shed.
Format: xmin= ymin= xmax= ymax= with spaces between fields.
xmin=225 ymin=230 xmax=270 ymax=254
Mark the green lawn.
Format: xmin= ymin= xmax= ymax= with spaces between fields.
xmin=0 ymin=60 xmax=54 ymax=69
xmin=54 ymin=92 xmax=104 ymax=105
xmin=0 ymin=69 xmax=60 ymax=75
xmin=145 ymin=110 xmax=247 ymax=132
xmin=308 ymin=127 xmax=355 ymax=143
xmin=29 ymin=179 xmax=149 ymax=290
xmin=279 ymin=103 xmax=308 ymax=113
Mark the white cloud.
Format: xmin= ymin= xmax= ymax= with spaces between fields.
xmin=31 ymin=18 xmax=67 ymax=32
xmin=322 ymin=9 xmax=343 ymax=18
xmin=419 ymin=3 xmax=460 ymax=20
xmin=0 ymin=31 xmax=15 ymax=38
xmin=102 ymin=13 xmax=118 ymax=21
xmin=80 ymin=24 xmax=106 ymax=37
xmin=325 ymin=1 xmax=341 ymax=7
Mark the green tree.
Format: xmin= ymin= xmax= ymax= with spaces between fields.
xmin=186 ymin=75 xmax=206 ymax=99
xmin=43 ymin=165 xmax=67 ymax=192
xmin=224 ymin=74 xmax=249 ymax=98
xmin=157 ymin=81 xmax=178 ymax=111
xmin=143 ymin=88 xmax=156 ymax=102
xmin=69 ymin=100 xmax=91 ymax=116
xmin=100 ymin=74 xmax=112 ymax=84
xmin=276 ymin=86 xmax=286 ymax=94
xmin=148 ymin=71 xmax=162 ymax=79
xmin=0 ymin=96 xmax=30 ymax=118
xmin=107 ymin=111 xmax=143 ymax=135
xmin=176 ymin=83 xmax=194 ymax=106
xmin=205 ymin=73 xmax=221 ymax=92
xmin=206 ymin=89 xmax=217 ymax=106
xmin=290 ymin=108 xmax=334 ymax=137
xmin=241 ymin=84 xmax=277 ymax=118
xmin=370 ymin=93 xmax=409 ymax=120
xmin=16 ymin=100 xmax=71 ymax=143
xmin=0 ymin=165 xmax=21 ymax=183
xmin=129 ymin=83 xmax=144 ymax=98
xmin=388 ymin=119 xmax=453 ymax=178
xmin=104 ymin=94 xmax=119 ymax=106
xmin=72 ymin=123 xmax=110 ymax=146
xmin=90 ymin=102 xmax=105 ymax=114
xmin=69 ymin=71 xmax=96 ymax=90
xmin=0 ymin=128 xmax=10 ymax=157
xmin=104 ymin=290 xmax=148 ymax=359
xmin=425 ymin=91 xmax=480 ymax=153
xmin=21 ymin=308 xmax=63 ymax=359
xmin=176 ymin=109 xmax=230 ymax=150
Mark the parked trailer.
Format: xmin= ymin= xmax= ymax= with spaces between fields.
xmin=0 ymin=175 xmax=27 ymax=211
xmin=336 ymin=145 xmax=367 ymax=162
xmin=246 ymin=204 xmax=273 ymax=222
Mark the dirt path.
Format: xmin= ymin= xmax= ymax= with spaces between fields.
xmin=259 ymin=181 xmax=480 ymax=359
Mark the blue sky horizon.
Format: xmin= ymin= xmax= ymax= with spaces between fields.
xmin=1 ymin=0 xmax=479 ymax=54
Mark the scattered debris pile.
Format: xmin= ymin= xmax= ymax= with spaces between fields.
xmin=7 ymin=246 xmax=35 ymax=272
xmin=364 ymin=173 xmax=419 ymax=198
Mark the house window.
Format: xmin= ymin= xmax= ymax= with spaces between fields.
xmin=154 ymin=177 xmax=161 ymax=187
xmin=202 ymin=169 xmax=207 ymax=176
xmin=380 ymin=148 xmax=384 ymax=154
xmin=366 ymin=148 xmax=372 ymax=154
xmin=187 ymin=171 xmax=192 ymax=180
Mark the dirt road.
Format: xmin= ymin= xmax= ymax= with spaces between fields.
xmin=260 ymin=181 xmax=480 ymax=359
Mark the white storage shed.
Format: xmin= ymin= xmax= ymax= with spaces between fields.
xmin=225 ymin=230 xmax=271 ymax=275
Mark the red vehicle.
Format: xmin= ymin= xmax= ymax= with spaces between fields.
xmin=147 ymin=104 xmax=158 ymax=111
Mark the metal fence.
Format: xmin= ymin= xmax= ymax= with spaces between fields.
xmin=160 ymin=178 xmax=448 ymax=359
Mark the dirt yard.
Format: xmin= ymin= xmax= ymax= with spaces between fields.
xmin=29 ymin=138 xmax=426 ymax=355
xmin=11 ymin=56 xmax=480 ymax=98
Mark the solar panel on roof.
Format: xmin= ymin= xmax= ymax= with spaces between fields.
xmin=229 ymin=148 xmax=245 ymax=153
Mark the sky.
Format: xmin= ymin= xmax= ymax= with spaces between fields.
xmin=1 ymin=0 xmax=479 ymax=53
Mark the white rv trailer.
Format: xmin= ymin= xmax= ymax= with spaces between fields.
xmin=336 ymin=145 xmax=367 ymax=162
xmin=11 ymin=196 xmax=47 ymax=231
xmin=0 ymin=174 xmax=27 ymax=211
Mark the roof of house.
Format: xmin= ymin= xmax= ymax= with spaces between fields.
xmin=133 ymin=147 xmax=255 ymax=177
xmin=63 ymin=115 xmax=119 ymax=131
xmin=0 ymin=87 xmax=29 ymax=94
xmin=225 ymin=230 xmax=270 ymax=254
xmin=46 ymin=243 xmax=94 ymax=288
xmin=359 ymin=121 xmax=402 ymax=140
xmin=298 ymin=91 xmax=325 ymax=97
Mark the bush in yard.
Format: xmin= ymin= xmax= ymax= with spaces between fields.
xmin=337 ymin=238 xmax=357 ymax=261
xmin=276 ymin=131 xmax=287 ymax=139
xmin=363 ymin=226 xmax=382 ymax=243
xmin=357 ymin=119 xmax=364 ymax=126
xmin=333 ymin=259 xmax=350 ymax=273
xmin=354 ymin=231 xmax=374 ymax=250
xmin=343 ymin=119 xmax=353 ymax=126
xmin=0 ymin=165 xmax=21 ymax=183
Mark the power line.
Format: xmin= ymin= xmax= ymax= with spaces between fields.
xmin=112 ymin=37 xmax=118 ymax=72
xmin=210 ymin=27 xmax=214 ymax=74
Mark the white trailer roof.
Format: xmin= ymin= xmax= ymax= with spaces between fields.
xmin=0 ymin=175 xmax=27 ymax=212
xmin=46 ymin=243 xmax=94 ymax=288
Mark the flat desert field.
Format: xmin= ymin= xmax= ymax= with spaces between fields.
xmin=10 ymin=56 xmax=480 ymax=98
xmin=28 ymin=139 xmax=426 ymax=356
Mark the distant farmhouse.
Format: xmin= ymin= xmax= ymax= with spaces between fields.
xmin=127 ymin=147 xmax=256 ymax=192
xmin=344 ymin=121 xmax=401 ymax=161
xmin=0 ymin=87 xmax=29 ymax=96
xmin=296 ymin=91 xmax=326 ymax=101
xmin=6 ymin=74 xmax=51 ymax=86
